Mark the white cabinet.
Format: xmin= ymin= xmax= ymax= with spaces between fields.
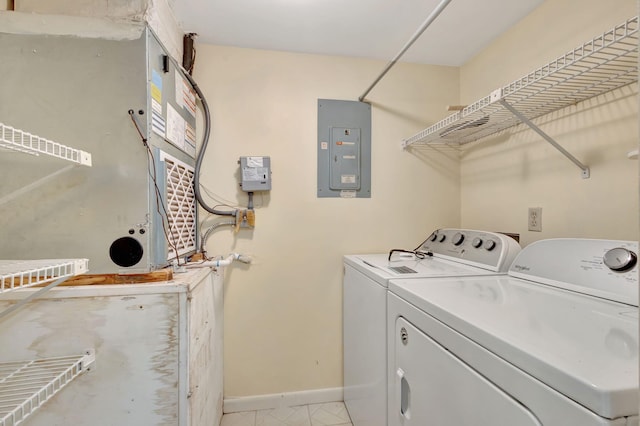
xmin=0 ymin=267 xmax=223 ymax=426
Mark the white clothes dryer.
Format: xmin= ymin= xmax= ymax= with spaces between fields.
xmin=343 ymin=228 xmax=521 ymax=426
xmin=388 ymin=238 xmax=638 ymax=426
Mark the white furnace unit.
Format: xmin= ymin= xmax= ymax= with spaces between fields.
xmin=0 ymin=26 xmax=198 ymax=273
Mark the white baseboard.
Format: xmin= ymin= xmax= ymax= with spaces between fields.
xmin=223 ymin=387 xmax=344 ymax=413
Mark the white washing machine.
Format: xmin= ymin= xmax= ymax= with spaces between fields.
xmin=343 ymin=228 xmax=521 ymax=426
xmin=388 ymin=238 xmax=639 ymax=426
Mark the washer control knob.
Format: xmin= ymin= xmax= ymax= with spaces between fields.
xmin=603 ymin=247 xmax=637 ymax=272
xmin=430 ymin=233 xmax=438 ymax=242
xmin=485 ymin=240 xmax=497 ymax=251
xmin=472 ymin=237 xmax=483 ymax=248
xmin=452 ymin=232 xmax=465 ymax=246
xmin=439 ymin=234 xmax=446 ymax=243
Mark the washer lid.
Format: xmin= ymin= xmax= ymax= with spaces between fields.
xmin=344 ymin=254 xmax=503 ymax=287
xmin=389 ymin=276 xmax=639 ymax=419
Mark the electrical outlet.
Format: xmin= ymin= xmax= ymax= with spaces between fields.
xmin=528 ymin=207 xmax=542 ymax=232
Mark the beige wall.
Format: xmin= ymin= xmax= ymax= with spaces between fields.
xmin=459 ymin=0 xmax=638 ymax=246
xmin=193 ymin=46 xmax=460 ymax=397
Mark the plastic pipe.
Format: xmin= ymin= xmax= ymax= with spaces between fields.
xmin=186 ymin=253 xmax=252 ymax=268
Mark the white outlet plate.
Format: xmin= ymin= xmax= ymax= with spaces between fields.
xmin=528 ymin=207 xmax=542 ymax=232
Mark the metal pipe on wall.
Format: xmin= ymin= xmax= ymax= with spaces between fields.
xmin=358 ymin=0 xmax=454 ymax=102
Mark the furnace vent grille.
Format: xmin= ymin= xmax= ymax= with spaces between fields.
xmin=160 ymin=152 xmax=197 ymax=261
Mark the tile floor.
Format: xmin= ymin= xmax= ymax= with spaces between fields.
xmin=221 ymin=401 xmax=352 ymax=426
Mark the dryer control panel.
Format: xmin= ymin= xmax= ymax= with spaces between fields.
xmin=418 ymin=229 xmax=521 ymax=273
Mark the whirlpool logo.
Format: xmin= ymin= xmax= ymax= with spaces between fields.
xmin=513 ymin=264 xmax=531 ymax=271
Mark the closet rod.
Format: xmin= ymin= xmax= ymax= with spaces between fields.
xmin=358 ymin=0 xmax=453 ymax=102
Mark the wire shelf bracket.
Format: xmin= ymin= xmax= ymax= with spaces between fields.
xmin=402 ymin=16 xmax=638 ymax=179
xmin=0 ymin=259 xmax=89 ymax=321
xmin=498 ymin=97 xmax=590 ymax=178
xmin=0 ymin=123 xmax=92 ymax=167
xmin=0 ymin=350 xmax=95 ymax=426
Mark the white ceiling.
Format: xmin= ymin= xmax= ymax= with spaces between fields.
xmin=172 ymin=0 xmax=543 ymax=66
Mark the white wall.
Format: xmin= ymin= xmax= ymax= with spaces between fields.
xmin=458 ymin=0 xmax=638 ymax=246
xmin=193 ymin=46 xmax=460 ymax=397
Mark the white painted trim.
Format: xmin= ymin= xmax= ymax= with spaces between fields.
xmin=223 ymin=387 xmax=344 ymax=413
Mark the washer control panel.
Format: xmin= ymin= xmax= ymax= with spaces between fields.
xmin=509 ymin=238 xmax=639 ymax=306
xmin=418 ymin=229 xmax=521 ymax=272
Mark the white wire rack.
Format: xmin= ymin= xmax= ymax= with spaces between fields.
xmin=0 ymin=123 xmax=92 ymax=166
xmin=403 ymin=16 xmax=638 ymax=148
xmin=0 ymin=259 xmax=89 ymax=293
xmin=0 ymin=350 xmax=95 ymax=426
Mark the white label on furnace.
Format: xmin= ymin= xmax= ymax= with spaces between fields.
xmin=166 ymin=103 xmax=186 ymax=151
xmin=342 ymin=155 xmax=356 ymax=160
xmin=321 ymin=142 xmax=328 ymax=150
xmin=340 ymin=190 xmax=356 ymax=198
xmin=247 ymin=157 xmax=264 ymax=168
xmin=341 ymin=175 xmax=356 ymax=184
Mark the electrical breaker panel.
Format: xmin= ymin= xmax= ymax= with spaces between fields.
xmin=239 ymin=156 xmax=272 ymax=191
xmin=317 ymin=99 xmax=371 ymax=198
xmin=329 ymin=127 xmax=361 ymax=190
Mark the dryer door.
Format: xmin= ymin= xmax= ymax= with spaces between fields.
xmin=392 ymin=317 xmax=541 ymax=426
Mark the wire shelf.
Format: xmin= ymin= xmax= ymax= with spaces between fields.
xmin=403 ymin=16 xmax=638 ymax=148
xmin=0 ymin=351 xmax=95 ymax=426
xmin=0 ymin=123 xmax=92 ymax=166
xmin=0 ymin=259 xmax=89 ymax=294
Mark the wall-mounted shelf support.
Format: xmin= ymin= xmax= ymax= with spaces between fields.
xmin=0 ymin=165 xmax=75 ymax=208
xmin=498 ymin=98 xmax=590 ymax=179
xmin=0 ymin=259 xmax=89 ymax=321
xmin=0 ymin=276 xmax=69 ymax=321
